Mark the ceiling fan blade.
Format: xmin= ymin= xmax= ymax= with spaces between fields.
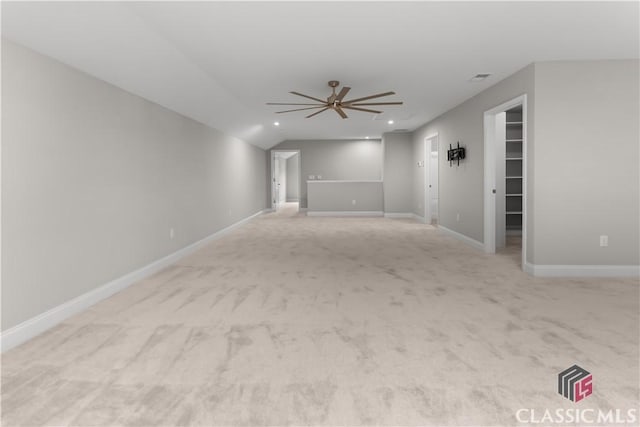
xmin=267 ymin=102 xmax=326 ymax=106
xmin=343 ymin=91 xmax=396 ymax=104
xmin=306 ymin=107 xmax=329 ymax=118
xmin=342 ymin=105 xmax=382 ymax=114
xmin=335 ymin=86 xmax=351 ymax=101
xmin=276 ymin=106 xmax=327 ymax=114
xmin=351 ymin=101 xmax=403 ymax=106
xmin=334 ymin=106 xmax=348 ymax=119
xmin=290 ymin=91 xmax=327 ymax=103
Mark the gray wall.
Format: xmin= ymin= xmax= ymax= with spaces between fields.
xmin=307 ymin=181 xmax=383 ymax=212
xmin=271 ymin=139 xmax=383 ymax=208
xmin=2 ymin=40 xmax=267 ymax=330
xmin=412 ymin=59 xmax=639 ymax=267
xmin=532 ymin=60 xmax=639 ymax=265
xmin=286 ymin=153 xmax=299 ymax=201
xmin=411 ymin=64 xmax=536 ymax=254
xmin=382 ymin=133 xmax=413 ymax=214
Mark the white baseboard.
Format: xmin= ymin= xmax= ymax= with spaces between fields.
xmin=412 ymin=214 xmax=426 ymax=223
xmin=524 ymin=262 xmax=640 ymax=277
xmin=307 ymin=211 xmax=384 ymax=217
xmin=384 ymin=212 xmax=414 ymax=219
xmin=437 ymin=225 xmax=484 ymax=251
xmin=0 ymin=209 xmax=266 ymax=353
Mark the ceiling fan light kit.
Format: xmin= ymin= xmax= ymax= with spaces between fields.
xmin=267 ymin=80 xmax=403 ymax=119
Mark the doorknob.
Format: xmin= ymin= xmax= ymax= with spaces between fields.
xmin=492 ymin=189 xmax=496 ymax=194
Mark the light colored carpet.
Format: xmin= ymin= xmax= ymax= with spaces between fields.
xmin=2 ymin=209 xmax=638 ymax=426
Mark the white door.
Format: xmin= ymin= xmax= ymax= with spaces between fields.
xmin=278 ymin=157 xmax=287 ymax=205
xmin=495 ymin=112 xmax=506 ymax=249
xmin=429 ymin=140 xmax=439 ymax=222
xmin=273 ymin=155 xmax=280 ymax=210
xmin=425 ymin=135 xmax=439 ymax=224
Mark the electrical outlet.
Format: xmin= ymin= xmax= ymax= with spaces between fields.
xmin=308 ymin=175 xmax=315 ymax=180
xmin=317 ymin=175 xmax=322 ymax=180
xmin=169 ymin=228 xmax=175 ymax=239
xmin=352 ymin=199 xmax=356 ymax=205
xmin=600 ymin=235 xmax=608 ymax=247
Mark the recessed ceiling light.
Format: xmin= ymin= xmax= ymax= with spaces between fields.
xmin=470 ymin=73 xmax=491 ymax=82
xmin=273 ymin=121 xmax=280 ymax=126
xmin=365 ymin=136 xmax=369 ymax=139
xmin=387 ymin=120 xmax=394 ymax=125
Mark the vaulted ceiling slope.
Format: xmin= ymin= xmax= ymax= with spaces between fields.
xmin=2 ymin=1 xmax=638 ymax=149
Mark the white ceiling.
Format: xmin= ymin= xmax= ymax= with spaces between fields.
xmin=2 ymin=1 xmax=638 ymax=149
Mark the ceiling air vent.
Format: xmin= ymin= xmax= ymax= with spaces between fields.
xmin=470 ymin=73 xmax=491 ymax=82
xmin=394 ymin=129 xmax=409 ymax=133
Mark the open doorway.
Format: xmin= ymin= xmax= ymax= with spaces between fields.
xmin=424 ymin=133 xmax=439 ymax=225
xmin=271 ymin=150 xmax=301 ymax=213
xmin=483 ymin=95 xmax=527 ymax=268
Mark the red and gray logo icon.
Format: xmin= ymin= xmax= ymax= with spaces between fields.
xmin=558 ymin=365 xmax=593 ymax=402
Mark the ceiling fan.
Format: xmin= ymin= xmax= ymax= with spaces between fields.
xmin=266 ymin=80 xmax=403 ymax=119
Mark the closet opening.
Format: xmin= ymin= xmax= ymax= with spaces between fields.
xmin=483 ymin=95 xmax=528 ymax=269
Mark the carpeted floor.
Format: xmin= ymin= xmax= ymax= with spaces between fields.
xmin=2 ymin=207 xmax=638 ymax=426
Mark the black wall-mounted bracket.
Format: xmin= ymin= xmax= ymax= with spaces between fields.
xmin=447 ymin=141 xmax=466 ymax=167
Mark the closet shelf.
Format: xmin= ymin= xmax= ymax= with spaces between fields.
xmin=504 ymin=106 xmax=523 ymax=233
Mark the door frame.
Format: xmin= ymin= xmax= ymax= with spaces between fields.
xmin=424 ymin=133 xmax=439 ymax=224
xmin=270 ymin=149 xmax=301 ymax=211
xmin=483 ymin=94 xmax=527 ymax=268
